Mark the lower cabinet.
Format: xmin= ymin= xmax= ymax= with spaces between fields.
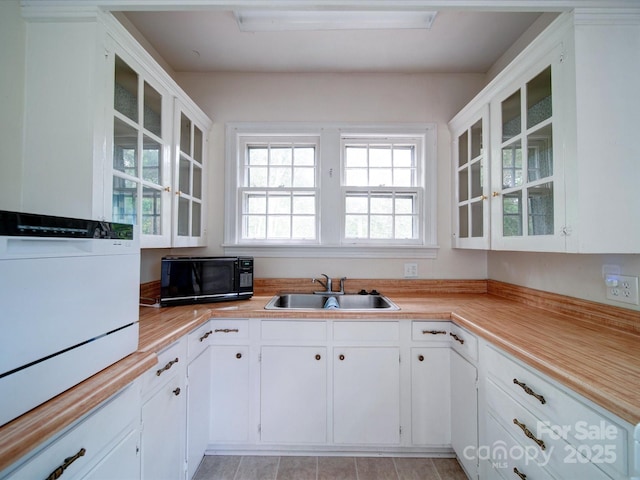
xmin=451 ymin=348 xmax=478 ymax=479
xmin=333 ymin=346 xmax=401 ymax=445
xmin=260 ymin=346 xmax=327 ymax=443
xmin=186 ymin=347 xmax=211 ymax=480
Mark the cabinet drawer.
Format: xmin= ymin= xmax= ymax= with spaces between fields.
xmin=261 ymin=320 xmax=326 ymax=341
xmin=4 ymin=384 xmax=139 ymax=480
xmin=333 ymin=321 xmax=399 ymax=342
xmin=411 ymin=321 xmax=450 ymax=342
xmin=209 ymin=319 xmax=249 ymax=342
xmin=187 ymin=321 xmax=213 ymax=361
xmin=485 ymin=345 xmax=628 ymax=478
xmin=142 ymin=339 xmax=186 ymax=396
xmin=486 ymin=378 xmax=612 ymax=480
xmin=449 ymin=323 xmax=477 ymax=362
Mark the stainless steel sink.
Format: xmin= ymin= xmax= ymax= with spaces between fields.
xmin=264 ymin=293 xmax=400 ymax=311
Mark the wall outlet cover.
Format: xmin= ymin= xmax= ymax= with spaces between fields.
xmin=606 ymin=275 xmax=639 ymax=305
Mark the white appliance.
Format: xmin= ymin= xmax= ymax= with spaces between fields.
xmin=0 ymin=210 xmax=140 ymax=427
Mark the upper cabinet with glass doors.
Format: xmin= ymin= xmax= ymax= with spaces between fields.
xmin=451 ymin=106 xmax=489 ymax=249
xmin=450 ymin=10 xmax=640 ymax=253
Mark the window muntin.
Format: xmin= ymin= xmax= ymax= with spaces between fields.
xmin=239 ymin=138 xmax=318 ymax=242
xmin=342 ymin=137 xmax=422 ymax=243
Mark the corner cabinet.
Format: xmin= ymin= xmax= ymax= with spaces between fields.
xmin=21 ymin=7 xmax=211 ymax=249
xmin=449 ymin=10 xmax=640 ymax=253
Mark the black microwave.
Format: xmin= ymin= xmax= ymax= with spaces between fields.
xmin=160 ymin=256 xmax=253 ymax=306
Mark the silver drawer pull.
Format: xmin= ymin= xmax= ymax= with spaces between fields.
xmin=450 ymin=332 xmax=465 ymax=344
xmin=513 ymin=467 xmax=527 ymax=479
xmin=215 ymin=328 xmax=239 ymax=333
xmin=513 ymin=378 xmax=546 ymax=405
xmin=513 ymin=418 xmax=546 ymax=450
xmin=46 ymin=447 xmax=86 ymax=480
xmin=422 ymin=329 xmax=447 ymax=335
xmin=199 ymin=330 xmax=213 ymax=342
xmin=156 ymin=357 xmax=179 ymax=376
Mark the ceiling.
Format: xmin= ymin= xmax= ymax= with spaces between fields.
xmin=121 ymin=9 xmax=546 ymax=74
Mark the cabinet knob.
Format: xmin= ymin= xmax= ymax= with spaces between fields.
xmin=173 ymin=387 xmax=181 ymax=396
xmin=163 ymin=186 xmax=171 ymax=192
xmin=492 ymin=191 xmax=500 ymax=197
xmin=480 ymin=194 xmax=488 ymax=200
xmin=418 ymin=355 xmax=424 ymax=362
xmin=315 ymin=354 xmax=321 ymax=360
xmin=236 ymin=353 xmax=242 ymax=359
xmin=338 ymin=354 xmax=345 ymax=361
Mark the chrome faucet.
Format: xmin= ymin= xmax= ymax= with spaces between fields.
xmin=313 ymin=274 xmax=347 ymax=294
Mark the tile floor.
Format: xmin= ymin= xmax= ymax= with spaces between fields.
xmin=192 ymin=455 xmax=469 ymax=480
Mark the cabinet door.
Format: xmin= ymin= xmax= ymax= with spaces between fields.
xmin=187 ymin=348 xmax=211 ymax=479
xmin=110 ymin=49 xmax=173 ymax=248
xmin=260 ymin=346 xmax=327 ymax=444
xmin=210 ymin=346 xmax=250 ymax=443
xmin=451 ymin=349 xmax=478 ymax=479
xmin=411 ymin=347 xmax=451 ymax=446
xmin=452 ymin=106 xmax=490 ymax=249
xmin=141 ymin=371 xmax=186 ymax=480
xmin=83 ymin=428 xmax=140 ymax=480
xmin=490 ymin=46 xmax=565 ymax=252
xmin=172 ymin=100 xmax=208 ymax=247
xmin=333 ymin=347 xmax=400 ymax=445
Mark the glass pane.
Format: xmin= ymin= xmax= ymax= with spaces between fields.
xmin=345 ymin=146 xmax=367 ymax=167
xmin=371 ymin=215 xmax=392 ymax=239
xmin=459 ymin=204 xmax=468 ymax=238
xmin=246 ymin=194 xmax=266 ymax=214
xmin=114 ymin=56 xmax=138 ymax=123
xmin=248 ymin=147 xmax=268 ymax=165
xmin=395 ymin=196 xmax=414 ymax=214
xmin=503 ymin=192 xmax=523 ymax=237
xmin=345 ymin=168 xmax=368 ymax=186
xmin=268 ymin=194 xmax=291 ymax=214
xmin=142 ymin=135 xmax=161 ymax=184
xmin=269 ymin=167 xmax=292 ymax=188
xmin=345 ymin=195 xmax=368 ymax=214
xmin=245 ymin=215 xmax=266 ymax=239
xmin=193 ymin=126 xmax=203 ymax=163
xmin=502 ymin=90 xmax=521 ymax=142
xmin=113 ymin=118 xmax=137 ymax=175
xmin=370 ymin=168 xmax=392 ymax=186
xmin=393 ymin=147 xmax=414 ymax=168
xmin=193 ymin=165 xmax=202 ymax=199
xmin=292 ymin=167 xmax=315 ymax=187
xmin=393 ymin=168 xmax=413 ymax=187
xmin=268 ymin=216 xmax=290 ymax=239
xmin=527 ymin=124 xmax=553 ymax=182
xmin=143 ymin=82 xmax=161 ymax=137
xmin=112 ymin=176 xmax=137 ymax=226
xmin=292 ymin=194 xmax=315 ymax=214
xmin=294 ymin=147 xmax=315 ymax=166
xmin=470 ymin=119 xmax=483 ymax=159
xmin=292 ymin=216 xmax=315 ymax=239
xmin=180 ymin=113 xmax=191 ymax=155
xmin=179 ymin=156 xmax=191 ymax=194
xmin=247 ymin=166 xmax=267 ymax=187
xmin=141 ymin=186 xmax=162 ymax=235
xmin=369 ymin=146 xmax=392 ymax=167
xmin=458 ymin=168 xmax=469 ymax=202
xmin=371 ymin=196 xmax=392 ymax=214
xmin=471 ymin=201 xmax=483 ymax=238
xmin=178 ymin=197 xmax=189 ymax=236
xmin=470 ymin=161 xmax=483 ymax=198
xmin=502 ymin=141 xmax=523 ymax=189
xmin=527 ymin=66 xmax=552 ymax=129
xmin=395 ymin=216 xmax=414 ymax=239
xmin=345 ymin=215 xmax=368 ymax=238
xmin=458 ymin=131 xmax=468 ymax=167
xmin=271 ymin=147 xmax=292 ymax=165
xmin=528 ymin=182 xmax=554 ymax=236
xmin=192 ymin=202 xmax=201 ymax=236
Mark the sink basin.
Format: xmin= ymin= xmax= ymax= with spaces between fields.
xmin=264 ymin=293 xmax=400 ymax=311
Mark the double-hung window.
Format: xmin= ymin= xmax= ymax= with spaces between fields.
xmin=225 ymin=123 xmax=437 ymax=258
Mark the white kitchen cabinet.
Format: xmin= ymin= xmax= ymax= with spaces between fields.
xmin=333 ymin=346 xmax=401 ymax=445
xmin=186 ymin=325 xmax=212 ymax=480
xmin=449 ymin=11 xmax=640 ymax=253
xmin=209 ymin=345 xmax=251 ymax=444
xmin=1 ymin=384 xmax=141 ymax=480
xmin=451 ymin=106 xmax=490 ymax=249
xmin=20 ymin=8 xmax=211 ymax=249
xmin=140 ymin=340 xmax=187 ymax=480
xmin=260 ymin=346 xmax=327 ymax=444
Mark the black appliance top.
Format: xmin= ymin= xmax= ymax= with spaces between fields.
xmin=0 ymin=210 xmax=134 ymax=240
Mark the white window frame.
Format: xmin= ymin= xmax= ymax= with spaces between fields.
xmin=224 ymin=122 xmax=438 ymax=258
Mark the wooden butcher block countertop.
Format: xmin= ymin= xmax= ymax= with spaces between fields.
xmin=1 ymin=279 xmax=639 ymax=473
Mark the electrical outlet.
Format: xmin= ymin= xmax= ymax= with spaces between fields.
xmin=606 ymin=275 xmax=639 ymax=305
xmin=404 ymin=263 xmax=418 ymax=278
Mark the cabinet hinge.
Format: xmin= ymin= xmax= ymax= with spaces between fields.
xmin=258 ymin=424 xmax=261 ymax=433
xmin=399 ymin=426 xmax=402 ymax=436
xmin=258 ymin=353 xmax=261 ymax=362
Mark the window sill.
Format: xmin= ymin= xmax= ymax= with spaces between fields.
xmin=222 ymin=244 xmax=439 ymax=259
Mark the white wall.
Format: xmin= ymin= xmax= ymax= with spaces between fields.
xmin=156 ymin=71 xmax=489 ymax=281
xmin=0 ymin=0 xmax=25 ymax=212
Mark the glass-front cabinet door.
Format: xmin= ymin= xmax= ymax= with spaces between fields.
xmin=490 ymin=49 xmax=564 ymax=251
xmin=172 ymin=100 xmax=208 ymax=247
xmin=111 ymin=53 xmax=172 ymax=247
xmin=452 ymin=106 xmax=489 ymax=249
